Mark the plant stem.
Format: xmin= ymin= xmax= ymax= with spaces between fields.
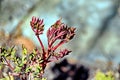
xmin=52 ymin=40 xmax=65 ymax=51
xmin=3 ymin=57 xmax=14 ymax=71
xmin=36 ymin=35 xmax=45 ymax=53
xmin=49 ymin=31 xmax=66 ymax=47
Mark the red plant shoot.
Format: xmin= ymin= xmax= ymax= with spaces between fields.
xmin=30 ymin=16 xmax=76 ymax=75
xmin=0 ymin=16 xmax=76 ymax=80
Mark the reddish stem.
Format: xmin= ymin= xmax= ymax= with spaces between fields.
xmin=52 ymin=40 xmax=66 ymax=51
xmin=36 ymin=35 xmax=45 ymax=54
xmin=3 ymin=57 xmax=14 ymax=71
xmin=49 ymin=31 xmax=66 ymax=47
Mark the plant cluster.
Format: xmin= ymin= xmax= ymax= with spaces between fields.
xmin=0 ymin=16 xmax=76 ymax=80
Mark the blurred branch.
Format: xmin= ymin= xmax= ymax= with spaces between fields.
xmin=0 ymin=0 xmax=3 ymax=11
xmin=89 ymin=0 xmax=120 ymax=50
xmin=10 ymin=0 xmax=44 ymax=38
xmin=99 ymin=0 xmax=120 ymax=37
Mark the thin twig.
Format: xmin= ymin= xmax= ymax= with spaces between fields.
xmin=52 ymin=40 xmax=66 ymax=51
xmin=36 ymin=35 xmax=45 ymax=54
xmin=3 ymin=57 xmax=14 ymax=71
